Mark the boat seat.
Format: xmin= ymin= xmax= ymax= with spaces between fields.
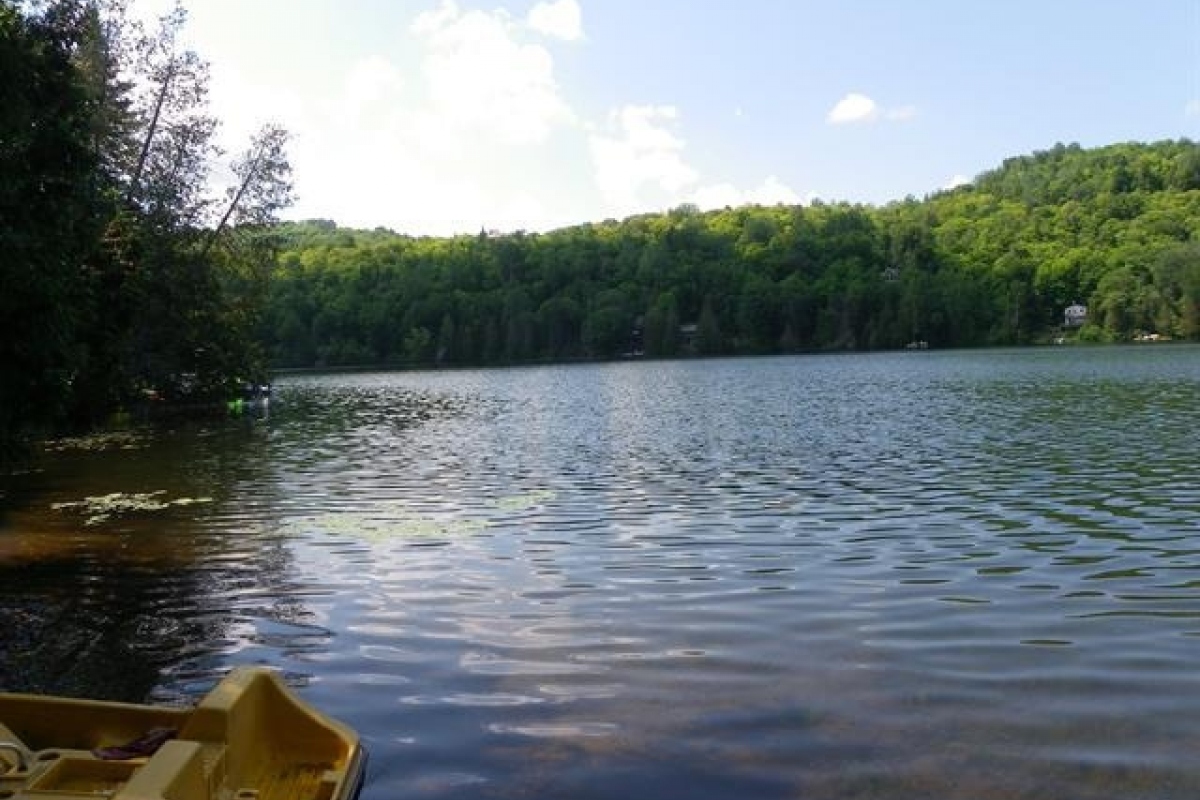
xmin=177 ymin=670 xmax=350 ymax=800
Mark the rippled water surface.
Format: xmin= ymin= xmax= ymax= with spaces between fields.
xmin=3 ymin=346 xmax=1200 ymax=799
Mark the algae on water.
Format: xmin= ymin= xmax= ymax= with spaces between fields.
xmin=43 ymin=431 xmax=148 ymax=453
xmin=491 ymin=490 xmax=557 ymax=512
xmin=282 ymin=490 xmax=557 ymax=544
xmin=51 ymin=491 xmax=214 ymax=526
xmin=293 ymin=512 xmax=491 ymax=543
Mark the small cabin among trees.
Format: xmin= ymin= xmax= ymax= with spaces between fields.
xmin=1063 ymin=303 xmax=1088 ymax=328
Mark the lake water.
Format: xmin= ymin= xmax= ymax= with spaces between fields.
xmin=3 ymin=346 xmax=1200 ymax=799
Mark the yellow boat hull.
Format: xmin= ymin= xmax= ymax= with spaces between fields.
xmin=0 ymin=668 xmax=366 ymax=800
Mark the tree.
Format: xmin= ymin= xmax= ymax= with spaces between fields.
xmin=206 ymin=124 xmax=294 ymax=251
xmin=582 ymin=306 xmax=630 ymax=357
xmin=1151 ymin=243 xmax=1200 ymax=339
xmin=503 ymin=288 xmax=535 ymax=361
xmin=0 ymin=0 xmax=106 ymax=453
xmin=123 ymin=2 xmax=216 ymax=226
xmin=1171 ymin=147 xmax=1200 ymax=191
xmin=643 ymin=292 xmax=680 ymax=357
xmin=437 ymin=312 xmax=456 ymax=364
xmin=696 ymin=295 xmax=723 ymax=355
xmin=403 ymin=327 xmax=433 ymax=363
xmin=48 ymin=2 xmax=289 ymax=421
xmin=736 ymin=274 xmax=779 ymax=352
xmin=538 ymin=296 xmax=582 ymax=358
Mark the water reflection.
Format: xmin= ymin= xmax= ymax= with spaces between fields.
xmin=0 ymin=417 xmax=303 ymax=701
xmin=1 ymin=347 xmax=1199 ymax=799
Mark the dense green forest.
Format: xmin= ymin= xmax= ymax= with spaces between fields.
xmin=4 ymin=2 xmax=1200 ymax=463
xmin=265 ymin=140 xmax=1200 ymax=368
xmin=1 ymin=0 xmax=291 ymax=459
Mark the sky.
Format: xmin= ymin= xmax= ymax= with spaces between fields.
xmin=132 ymin=0 xmax=1200 ymax=237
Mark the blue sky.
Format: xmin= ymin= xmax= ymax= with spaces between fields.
xmin=136 ymin=0 xmax=1200 ymax=235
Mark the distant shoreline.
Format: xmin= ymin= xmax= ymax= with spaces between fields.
xmin=268 ymin=339 xmax=1192 ymax=376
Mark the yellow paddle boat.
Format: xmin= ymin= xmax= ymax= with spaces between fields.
xmin=0 ymin=667 xmax=366 ymax=800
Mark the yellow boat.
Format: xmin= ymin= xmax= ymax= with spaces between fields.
xmin=0 ymin=667 xmax=366 ymax=800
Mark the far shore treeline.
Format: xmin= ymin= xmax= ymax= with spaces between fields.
xmin=3 ymin=2 xmax=1200 ymax=463
xmin=267 ymin=139 xmax=1200 ymax=367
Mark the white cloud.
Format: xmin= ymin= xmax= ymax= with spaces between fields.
xmin=413 ymin=0 xmax=574 ymax=146
xmin=828 ymin=93 xmax=878 ymax=124
xmin=588 ymin=105 xmax=699 ymax=216
xmin=827 ymin=92 xmax=916 ymax=125
xmin=527 ymin=0 xmax=583 ymax=41
xmin=1187 ymin=99 xmax=1200 ymax=118
xmin=411 ymin=0 xmax=462 ymax=36
xmin=344 ymin=56 xmax=404 ymax=119
xmin=134 ymin=0 xmax=806 ymax=234
xmin=753 ymin=176 xmax=802 ymax=205
xmin=588 ymin=107 xmax=803 ymax=218
xmin=690 ymin=176 xmax=801 ymax=210
xmin=942 ymin=174 xmax=971 ymax=191
xmin=281 ymin=1 xmax=584 ymax=235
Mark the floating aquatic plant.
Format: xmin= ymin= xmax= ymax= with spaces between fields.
xmin=286 ymin=512 xmax=490 ymax=542
xmin=43 ymin=431 xmax=148 ymax=453
xmin=281 ymin=490 xmax=556 ymax=544
xmin=51 ymin=491 xmax=213 ymax=526
xmin=491 ymin=490 xmax=557 ymax=512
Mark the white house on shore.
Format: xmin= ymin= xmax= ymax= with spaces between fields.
xmin=1063 ymin=303 xmax=1088 ymax=328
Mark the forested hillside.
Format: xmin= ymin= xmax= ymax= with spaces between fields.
xmin=266 ymin=140 xmax=1200 ymax=368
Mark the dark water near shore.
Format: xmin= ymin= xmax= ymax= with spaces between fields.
xmin=3 ymin=346 xmax=1200 ymax=799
